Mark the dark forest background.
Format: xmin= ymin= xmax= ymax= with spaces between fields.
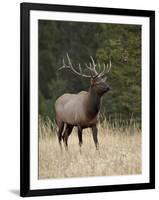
xmin=38 ymin=20 xmax=141 ymax=123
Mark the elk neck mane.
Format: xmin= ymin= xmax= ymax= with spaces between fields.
xmin=85 ymin=86 xmax=101 ymax=119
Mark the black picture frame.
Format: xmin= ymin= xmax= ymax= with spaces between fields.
xmin=20 ymin=2 xmax=155 ymax=197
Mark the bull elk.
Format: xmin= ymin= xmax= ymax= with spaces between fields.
xmin=55 ymin=54 xmax=111 ymax=150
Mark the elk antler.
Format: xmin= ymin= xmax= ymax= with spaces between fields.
xmin=59 ymin=54 xmax=112 ymax=79
xmin=59 ymin=54 xmax=92 ymax=78
xmin=98 ymin=60 xmax=112 ymax=78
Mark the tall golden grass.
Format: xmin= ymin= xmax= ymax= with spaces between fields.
xmin=38 ymin=116 xmax=141 ymax=179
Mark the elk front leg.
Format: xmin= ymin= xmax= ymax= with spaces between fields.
xmin=57 ymin=122 xmax=64 ymax=148
xmin=91 ymin=126 xmax=99 ymax=150
xmin=77 ymin=126 xmax=83 ymax=148
xmin=63 ymin=124 xmax=73 ymax=150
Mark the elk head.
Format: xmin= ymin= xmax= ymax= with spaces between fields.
xmin=59 ymin=54 xmax=112 ymax=96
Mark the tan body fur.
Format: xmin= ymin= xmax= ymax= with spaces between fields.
xmin=55 ymin=91 xmax=97 ymax=129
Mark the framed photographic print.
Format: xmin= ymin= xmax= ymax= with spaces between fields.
xmin=20 ymin=2 xmax=155 ymax=197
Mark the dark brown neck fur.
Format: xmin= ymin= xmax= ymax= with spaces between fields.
xmin=86 ymin=87 xmax=101 ymax=119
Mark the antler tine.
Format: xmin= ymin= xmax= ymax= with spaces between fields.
xmin=102 ymin=63 xmax=106 ymax=75
xmin=108 ymin=60 xmax=112 ymax=72
xmin=90 ymin=56 xmax=98 ymax=75
xmin=105 ymin=60 xmax=112 ymax=73
xmin=89 ymin=62 xmax=92 ymax=68
xmin=78 ymin=64 xmax=82 ymax=74
xmin=66 ymin=53 xmax=73 ymax=68
xmin=85 ymin=63 xmax=90 ymax=70
xmin=98 ymin=63 xmax=106 ymax=77
xmin=59 ymin=54 xmax=92 ymax=78
xmin=97 ymin=60 xmax=112 ymax=78
xmin=85 ymin=63 xmax=94 ymax=77
xmin=90 ymin=56 xmax=96 ymax=67
xmin=58 ymin=58 xmax=68 ymax=70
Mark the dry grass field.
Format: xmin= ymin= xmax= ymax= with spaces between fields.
xmin=38 ymin=117 xmax=141 ymax=179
